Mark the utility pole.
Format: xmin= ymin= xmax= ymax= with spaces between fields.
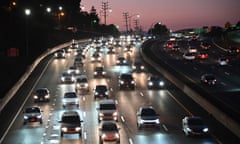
xmin=133 ymin=19 xmax=139 ymax=33
xmin=101 ymin=1 xmax=110 ymax=25
xmin=123 ymin=12 xmax=129 ymax=32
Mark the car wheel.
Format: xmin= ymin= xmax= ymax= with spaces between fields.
xmin=60 ymin=132 xmax=63 ymax=137
xmin=79 ymin=131 xmax=82 ymax=137
xmin=137 ymin=123 xmax=142 ymax=129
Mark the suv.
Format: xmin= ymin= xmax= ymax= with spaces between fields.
xmin=75 ymin=75 xmax=89 ymax=92
xmin=99 ymin=121 xmax=120 ymax=144
xmin=23 ymin=106 xmax=43 ymax=125
xmin=59 ymin=111 xmax=83 ymax=137
xmin=94 ymin=85 xmax=109 ymax=99
xmin=118 ymin=73 xmax=135 ymax=90
xmin=97 ymin=99 xmax=118 ymax=122
xmin=136 ymin=106 xmax=160 ymax=129
xmin=132 ymin=62 xmax=145 ymax=72
xmin=62 ymin=92 xmax=79 ymax=108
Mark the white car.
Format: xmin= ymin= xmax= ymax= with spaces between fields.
xmin=183 ymin=52 xmax=196 ymax=60
xmin=136 ymin=106 xmax=160 ymax=129
xmin=60 ymin=72 xmax=75 ymax=83
xmin=23 ymin=106 xmax=43 ymax=125
xmin=62 ymin=92 xmax=79 ymax=108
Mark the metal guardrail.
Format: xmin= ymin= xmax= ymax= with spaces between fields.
xmin=0 ymin=39 xmax=90 ymax=113
xmin=140 ymin=39 xmax=240 ymax=139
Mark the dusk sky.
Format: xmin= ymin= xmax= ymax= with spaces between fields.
xmin=81 ymin=0 xmax=240 ymax=31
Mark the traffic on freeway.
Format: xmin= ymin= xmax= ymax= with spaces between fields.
xmin=1 ymin=36 xmax=239 ymax=144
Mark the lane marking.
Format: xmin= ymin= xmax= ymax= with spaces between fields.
xmin=140 ymin=92 xmax=144 ymax=97
xmin=121 ymin=115 xmax=125 ymax=122
xmin=129 ymin=138 xmax=134 ymax=144
xmin=162 ymin=124 xmax=168 ymax=132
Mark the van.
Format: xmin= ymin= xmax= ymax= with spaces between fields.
xmin=97 ymin=99 xmax=118 ymax=122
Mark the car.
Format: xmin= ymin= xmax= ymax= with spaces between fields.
xmin=59 ymin=111 xmax=83 ymax=137
xmin=217 ymin=56 xmax=229 ymax=66
xmin=136 ymin=106 xmax=160 ymax=129
xmin=33 ymin=88 xmax=50 ymax=102
xmin=182 ymin=116 xmax=209 ymax=136
xmin=188 ymin=46 xmax=198 ymax=53
xmin=54 ymin=49 xmax=66 ymax=58
xmin=97 ymin=99 xmax=118 ymax=122
xmin=74 ymin=56 xmax=84 ymax=67
xmin=197 ymin=51 xmax=209 ymax=59
xmin=91 ymin=52 xmax=102 ymax=62
xmin=116 ymin=57 xmax=127 ymax=65
xmin=118 ymin=73 xmax=135 ymax=90
xmin=94 ymin=66 xmax=106 ymax=78
xmin=23 ymin=106 xmax=43 ymax=125
xmin=67 ymin=66 xmax=80 ymax=74
xmin=171 ymin=45 xmax=181 ymax=51
xmin=99 ymin=121 xmax=120 ymax=144
xmin=183 ymin=52 xmax=196 ymax=60
xmin=228 ymin=46 xmax=240 ymax=55
xmin=200 ymin=41 xmax=211 ymax=49
xmin=107 ymin=47 xmax=116 ymax=54
xmin=60 ymin=72 xmax=75 ymax=83
xmin=200 ymin=73 xmax=216 ymax=85
xmin=147 ymin=76 xmax=165 ymax=89
xmin=62 ymin=92 xmax=79 ymax=108
xmin=132 ymin=62 xmax=145 ymax=72
xmin=164 ymin=41 xmax=174 ymax=49
xmin=93 ymin=85 xmax=109 ymax=99
xmin=75 ymin=75 xmax=89 ymax=92
xmin=123 ymin=45 xmax=133 ymax=53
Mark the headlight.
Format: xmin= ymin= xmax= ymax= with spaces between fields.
xmin=33 ymin=95 xmax=38 ymax=99
xmin=37 ymin=115 xmax=42 ymax=118
xmin=105 ymin=91 xmax=109 ymax=95
xmin=203 ymin=128 xmax=208 ymax=132
xmin=148 ymin=82 xmax=153 ymax=86
xmin=155 ymin=119 xmax=160 ymax=124
xmin=24 ymin=115 xmax=28 ymax=119
xmin=115 ymin=133 xmax=120 ymax=138
xmin=132 ymin=66 xmax=136 ymax=69
xmin=113 ymin=112 xmax=118 ymax=116
xmin=75 ymin=127 xmax=81 ymax=131
xmin=44 ymin=95 xmax=50 ymax=99
xmin=61 ymin=77 xmax=65 ymax=81
xmin=140 ymin=119 xmax=144 ymax=124
xmin=95 ymin=92 xmax=99 ymax=95
xmin=141 ymin=66 xmax=144 ymax=69
xmin=84 ymin=83 xmax=89 ymax=87
xmin=94 ymin=72 xmax=97 ymax=75
xmin=131 ymin=80 xmax=135 ymax=84
xmin=101 ymin=133 xmax=107 ymax=139
xmin=62 ymin=127 xmax=67 ymax=132
xmin=120 ymin=81 xmax=124 ymax=84
xmin=99 ymin=113 xmax=104 ymax=116
xmin=186 ymin=127 xmax=192 ymax=132
xmin=159 ymin=81 xmax=164 ymax=86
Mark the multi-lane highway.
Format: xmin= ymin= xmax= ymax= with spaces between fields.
xmin=1 ymin=37 xmax=239 ymax=144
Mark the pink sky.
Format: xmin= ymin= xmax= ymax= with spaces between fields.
xmin=81 ymin=0 xmax=240 ymax=31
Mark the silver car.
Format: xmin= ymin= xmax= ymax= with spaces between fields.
xmin=62 ymin=92 xmax=79 ymax=108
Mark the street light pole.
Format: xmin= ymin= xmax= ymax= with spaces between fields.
xmin=25 ymin=8 xmax=31 ymax=57
xmin=128 ymin=14 xmax=140 ymax=32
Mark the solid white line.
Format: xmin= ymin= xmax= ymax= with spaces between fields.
xmin=84 ymin=132 xmax=87 ymax=140
xmin=162 ymin=124 xmax=168 ymax=132
xmin=0 ymin=59 xmax=52 ymax=143
xmin=140 ymin=92 xmax=144 ymax=97
xmin=121 ymin=116 xmax=125 ymax=122
xmin=129 ymin=138 xmax=134 ymax=144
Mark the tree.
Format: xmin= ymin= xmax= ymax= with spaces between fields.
xmin=148 ymin=22 xmax=170 ymax=37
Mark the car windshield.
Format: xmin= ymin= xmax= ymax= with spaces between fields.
xmin=150 ymin=77 xmax=160 ymax=81
xmin=188 ymin=118 xmax=204 ymax=125
xmin=76 ymin=78 xmax=87 ymax=83
xmin=100 ymin=104 xmax=116 ymax=110
xmin=96 ymin=85 xmax=107 ymax=91
xmin=36 ymin=89 xmax=47 ymax=94
xmin=62 ymin=116 xmax=80 ymax=123
xmin=95 ymin=67 xmax=103 ymax=71
xmin=141 ymin=108 xmax=156 ymax=116
xmin=102 ymin=123 xmax=118 ymax=131
xmin=121 ymin=74 xmax=133 ymax=79
xmin=205 ymin=75 xmax=215 ymax=80
xmin=62 ymin=73 xmax=72 ymax=77
xmin=25 ymin=107 xmax=40 ymax=113
xmin=64 ymin=92 xmax=77 ymax=98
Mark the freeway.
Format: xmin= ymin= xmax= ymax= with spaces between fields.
xmin=1 ymin=37 xmax=239 ymax=144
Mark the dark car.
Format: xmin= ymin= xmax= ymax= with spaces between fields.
xmin=33 ymin=88 xmax=50 ymax=102
xmin=116 ymin=57 xmax=127 ymax=65
xmin=136 ymin=106 xmax=160 ymax=129
xmin=228 ymin=46 xmax=240 ymax=55
xmin=147 ymin=76 xmax=165 ymax=89
xmin=23 ymin=106 xmax=43 ymax=125
xmin=200 ymin=73 xmax=216 ymax=85
xmin=94 ymin=85 xmax=109 ymax=99
xmin=99 ymin=121 xmax=120 ymax=144
xmin=118 ymin=73 xmax=135 ymax=90
xmin=59 ymin=111 xmax=83 ymax=137
xmin=132 ymin=62 xmax=145 ymax=72
xmin=54 ymin=49 xmax=66 ymax=58
xmin=94 ymin=66 xmax=106 ymax=78
xmin=182 ymin=116 xmax=209 ymax=136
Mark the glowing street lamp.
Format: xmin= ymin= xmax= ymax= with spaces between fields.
xmin=25 ymin=8 xmax=31 ymax=57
